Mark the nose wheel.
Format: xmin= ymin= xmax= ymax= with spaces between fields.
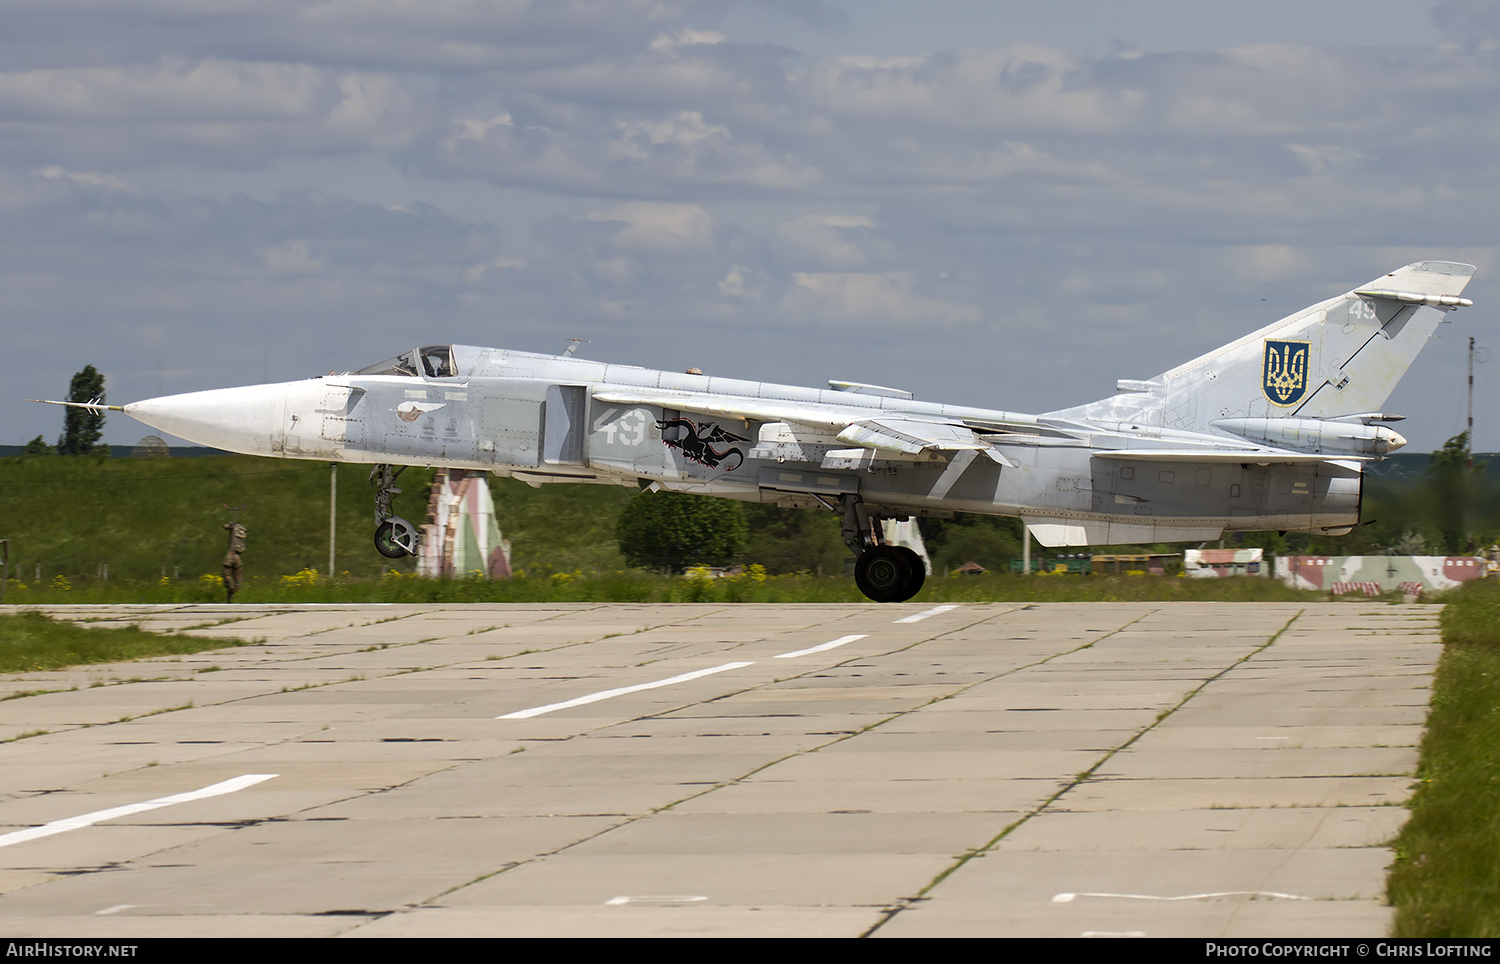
xmin=374 ymin=517 xmax=420 ymax=558
xmin=370 ymin=464 xmax=420 ymax=558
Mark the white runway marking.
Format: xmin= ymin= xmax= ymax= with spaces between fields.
xmin=605 ymin=895 xmax=707 ymax=905
xmin=774 ymin=634 xmax=867 ymax=659
xmin=0 ymin=774 xmax=278 ymax=850
xmin=893 ymin=605 xmax=959 ymax=623
xmin=498 ymin=662 xmax=755 ymax=719
xmin=1053 ymin=890 xmax=1309 ymax=903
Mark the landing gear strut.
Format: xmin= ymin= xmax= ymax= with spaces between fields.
xmin=370 ymin=464 xmax=420 ymax=559
xmin=837 ymin=494 xmax=925 ymax=603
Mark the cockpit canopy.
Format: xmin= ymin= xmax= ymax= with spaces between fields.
xmin=353 ymin=345 xmax=460 ymax=379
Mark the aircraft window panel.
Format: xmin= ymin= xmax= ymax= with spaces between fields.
xmin=450 ymin=345 xmax=483 ymax=377
xmin=353 ymin=351 xmax=420 ymax=377
xmin=420 ymin=345 xmax=457 ymax=379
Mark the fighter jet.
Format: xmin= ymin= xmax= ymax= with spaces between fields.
xmin=39 ymin=261 xmax=1475 ymax=602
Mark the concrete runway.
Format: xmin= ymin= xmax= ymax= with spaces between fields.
xmin=0 ymin=601 xmax=1440 ymax=937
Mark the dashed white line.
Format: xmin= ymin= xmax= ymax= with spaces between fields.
xmin=498 ymin=662 xmax=755 ymax=719
xmin=1081 ymin=931 xmax=1147 ymax=938
xmin=774 ymin=634 xmax=868 ymax=659
xmin=1053 ymin=890 xmax=1309 ymax=903
xmin=893 ymin=605 xmax=959 ymax=624
xmin=0 ymin=774 xmax=279 ymax=850
xmin=500 ymin=614 xmax=952 ymax=717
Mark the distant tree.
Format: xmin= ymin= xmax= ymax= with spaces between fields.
xmin=616 ymin=491 xmax=748 ymax=573
xmin=57 ymin=365 xmax=105 ymax=456
xmin=742 ymin=504 xmax=846 ymax=574
xmin=22 ymin=435 xmax=55 ymax=455
xmin=1430 ymin=431 xmax=1484 ymax=553
xmin=918 ymin=513 xmax=1023 ymax=572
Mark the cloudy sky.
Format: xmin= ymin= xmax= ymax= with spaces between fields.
xmin=8 ymin=0 xmax=1500 ymax=453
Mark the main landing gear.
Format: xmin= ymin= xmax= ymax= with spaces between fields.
xmin=837 ymin=494 xmax=926 ymax=603
xmin=855 ymin=544 xmax=926 ymax=603
xmin=370 ymin=464 xmax=420 ymax=559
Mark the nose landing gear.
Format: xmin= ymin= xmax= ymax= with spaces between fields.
xmin=370 ymin=464 xmax=420 ymax=559
xmin=374 ymin=517 xmax=420 ymax=558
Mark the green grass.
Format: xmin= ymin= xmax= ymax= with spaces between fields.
xmin=1388 ymin=578 xmax=1500 ymax=937
xmin=0 ymin=453 xmax=636 ymax=587
xmin=0 ymin=569 xmax=1331 ymax=606
xmin=0 ymin=610 xmax=250 ymax=673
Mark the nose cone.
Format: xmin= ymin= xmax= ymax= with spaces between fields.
xmin=125 ymin=382 xmax=290 ymax=456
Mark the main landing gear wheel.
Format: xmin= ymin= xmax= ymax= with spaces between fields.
xmin=374 ymin=517 xmax=420 ymax=558
xmin=892 ymin=545 xmax=926 ymax=600
xmin=855 ymin=545 xmax=926 ymax=603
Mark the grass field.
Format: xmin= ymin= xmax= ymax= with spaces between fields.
xmin=0 ymin=567 xmax=1330 ymax=606
xmin=0 ymin=453 xmax=637 ymax=586
xmin=1388 ymin=578 xmax=1500 ymax=937
xmin=0 ymin=610 xmax=250 ymax=676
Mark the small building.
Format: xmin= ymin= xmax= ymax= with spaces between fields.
xmin=1091 ymin=553 xmax=1175 ymax=575
xmin=1184 ymin=548 xmax=1265 ymax=578
xmin=1275 ymin=555 xmax=1485 ymax=595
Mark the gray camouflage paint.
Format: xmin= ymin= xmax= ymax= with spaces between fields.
xmin=122 ymin=262 xmax=1476 ymax=549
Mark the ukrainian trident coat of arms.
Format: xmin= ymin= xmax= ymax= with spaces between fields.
xmin=1262 ymin=340 xmax=1310 ymax=407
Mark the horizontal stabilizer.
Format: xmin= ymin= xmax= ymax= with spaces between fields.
xmin=1353 ymin=288 xmax=1472 ymax=308
xmin=1358 ymin=260 xmax=1475 ymax=299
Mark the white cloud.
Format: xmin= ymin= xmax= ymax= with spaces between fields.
xmin=776 ymin=214 xmax=875 ymax=267
xmin=650 ymin=29 xmax=726 ymax=53
xmin=587 ymin=201 xmax=715 ymax=251
xmin=717 ymin=264 xmax=755 ymax=299
xmin=258 ymin=239 xmax=322 ymax=273
xmin=785 ymin=271 xmax=980 ymax=327
xmin=1286 ymin=144 xmax=1370 ymax=174
xmin=33 ymin=164 xmax=139 ymax=194
xmin=0 ymin=59 xmax=434 ymax=168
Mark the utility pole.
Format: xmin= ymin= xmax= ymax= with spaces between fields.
xmin=329 ymin=463 xmax=337 ymax=578
xmin=1469 ymin=336 xmax=1475 ymax=468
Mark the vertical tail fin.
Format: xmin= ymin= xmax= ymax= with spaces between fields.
xmin=1052 ymin=261 xmax=1475 ymax=434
